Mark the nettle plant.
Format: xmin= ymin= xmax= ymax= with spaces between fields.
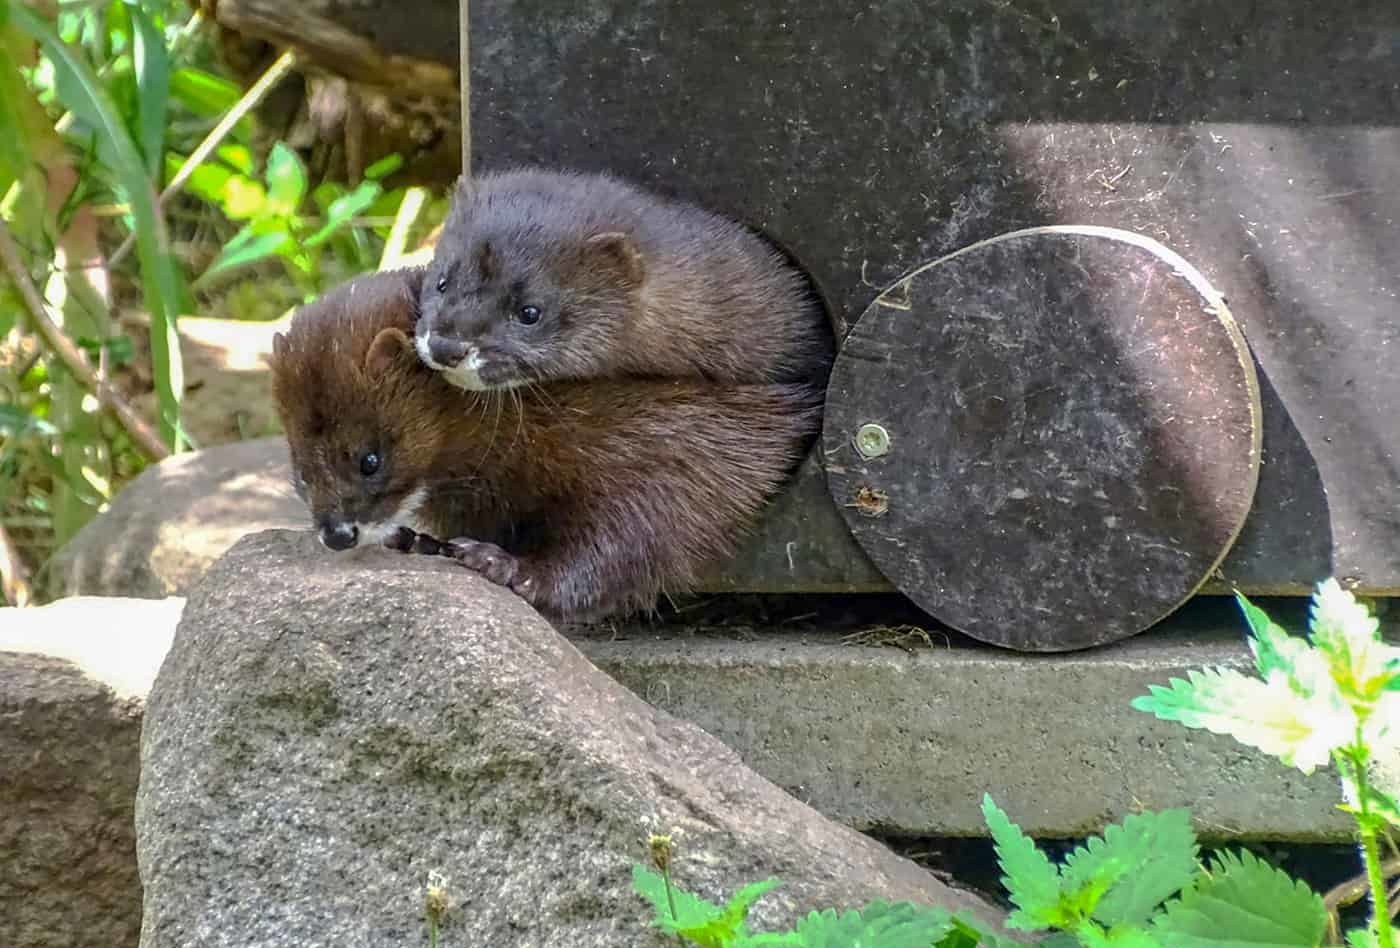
xmin=632 ymin=579 xmax=1399 ymax=947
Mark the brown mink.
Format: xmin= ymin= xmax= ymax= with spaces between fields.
xmin=413 ymin=166 xmax=834 ymax=392
xmin=269 ymin=267 xmax=825 ymax=622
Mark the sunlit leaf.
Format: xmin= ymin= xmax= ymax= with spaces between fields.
xmin=1309 ymin=578 xmax=1400 ymax=704
xmin=198 ymin=222 xmax=293 ymax=283
xmin=216 ymin=142 xmax=254 ymax=175
xmin=169 ymin=65 xmax=239 ymax=115
xmin=263 ymin=141 xmax=306 ymax=215
xmin=304 ymin=179 xmax=380 ymax=247
xmin=1134 ymin=665 xmax=1354 ymax=773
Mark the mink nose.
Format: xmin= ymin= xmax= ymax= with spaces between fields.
xmin=318 ymin=521 xmax=359 ymax=551
xmin=425 ymin=333 xmax=469 ymax=367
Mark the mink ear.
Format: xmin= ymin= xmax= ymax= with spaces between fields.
xmin=582 ymin=232 xmax=644 ymax=287
xmin=365 ymin=328 xmax=413 ymax=377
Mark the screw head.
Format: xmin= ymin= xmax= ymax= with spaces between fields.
xmin=854 ymin=423 xmax=891 ymax=458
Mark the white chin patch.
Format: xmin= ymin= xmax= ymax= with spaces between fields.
xmin=353 ymin=486 xmax=428 ymax=547
xmin=441 ymin=348 xmax=490 ymax=392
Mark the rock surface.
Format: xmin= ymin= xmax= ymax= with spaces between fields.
xmin=136 ymin=530 xmax=1009 ymax=947
xmin=0 ymin=596 xmax=184 ymax=948
xmin=50 ymin=438 xmax=303 ymax=600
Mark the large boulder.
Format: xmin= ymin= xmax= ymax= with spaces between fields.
xmin=0 ymin=596 xmax=185 ymax=948
xmin=50 ymin=438 xmax=303 ymax=600
xmin=136 ymin=530 xmax=1010 ymax=947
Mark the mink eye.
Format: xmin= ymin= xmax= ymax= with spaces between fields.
xmin=517 ymin=304 xmax=542 ymax=325
xmin=359 ymin=451 xmax=381 ymax=476
xmin=436 ymin=274 xmax=448 ymax=293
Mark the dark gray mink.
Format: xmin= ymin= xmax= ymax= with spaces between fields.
xmin=270 ymin=267 xmax=825 ymax=623
xmin=414 ymin=166 xmax=835 ymax=392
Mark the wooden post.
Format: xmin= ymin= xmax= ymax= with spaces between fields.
xmin=459 ymin=0 xmax=470 ymax=177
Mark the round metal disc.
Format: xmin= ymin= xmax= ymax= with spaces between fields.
xmin=823 ymin=226 xmax=1262 ymax=651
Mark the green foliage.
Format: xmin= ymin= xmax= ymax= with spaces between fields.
xmin=188 ymin=142 xmax=404 ymax=299
xmin=11 ymin=0 xmax=186 ymax=449
xmin=1151 ymin=849 xmax=1328 ymax=947
xmin=631 ymin=863 xmax=1000 ymax=947
xmin=985 ymin=798 xmax=1209 ymax=944
xmin=1135 ymin=579 xmax=1400 ymax=948
xmin=981 ymin=794 xmax=1065 ymax=930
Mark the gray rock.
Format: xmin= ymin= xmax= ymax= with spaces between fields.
xmin=0 ymin=596 xmax=184 ymax=948
xmin=50 ymin=438 xmax=303 ymax=600
xmin=136 ymin=530 xmax=1009 ymax=948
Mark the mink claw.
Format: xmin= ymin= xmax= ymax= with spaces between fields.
xmin=446 ymin=537 xmax=520 ymax=587
xmin=384 ymin=526 xmax=417 ymax=552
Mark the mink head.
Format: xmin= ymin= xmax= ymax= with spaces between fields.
xmin=270 ymin=268 xmax=457 ymax=552
xmin=415 ymin=181 xmax=646 ymax=391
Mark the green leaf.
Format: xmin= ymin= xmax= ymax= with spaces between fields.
xmin=13 ymin=2 xmax=184 ymax=451
xmin=263 ymin=141 xmax=307 ymax=215
xmin=981 ymin=794 xmax=1065 ymax=930
xmin=197 ymin=222 xmax=294 ymax=284
xmin=1059 ymin=808 xmax=1199 ymax=928
xmin=783 ymin=900 xmax=955 ymax=948
xmin=304 ymin=179 xmax=381 ymax=247
xmin=1152 ymin=848 xmax=1326 ymax=948
xmin=217 ymin=142 xmax=254 ymax=175
xmin=631 ymin=864 xmax=726 ymax=933
xmin=363 ymin=152 xmax=404 ymax=180
xmin=125 ymin=0 xmax=168 ymax=178
xmin=1132 ymin=667 xmax=1352 ymax=774
xmin=1366 ymin=784 xmax=1400 ymax=828
xmin=168 ymin=66 xmax=241 ymax=116
xmin=1345 ymin=928 xmax=1379 ymax=948
xmin=672 ymin=879 xmax=779 ymax=946
xmin=164 ymin=151 xmax=232 ymax=204
xmin=1308 ymin=578 xmax=1400 ymax=704
xmin=1079 ymin=928 xmax=1162 ymax=948
xmin=1236 ymin=592 xmax=1309 ymax=685
xmin=220 ymin=175 xmax=268 ymax=220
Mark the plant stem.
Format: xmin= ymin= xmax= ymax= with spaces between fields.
xmin=661 ymin=863 xmax=679 ymax=923
xmin=1348 ymin=740 xmax=1397 ymax=948
xmin=107 ymin=48 xmax=300 ymax=268
xmin=0 ymin=216 xmax=169 ymax=460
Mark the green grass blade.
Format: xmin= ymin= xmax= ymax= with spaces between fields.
xmin=14 ymin=2 xmax=185 ymax=452
xmin=168 ymin=65 xmax=240 ymax=115
xmin=126 ymin=0 xmax=169 ymax=179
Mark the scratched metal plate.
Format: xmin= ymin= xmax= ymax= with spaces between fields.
xmin=822 ymin=227 xmax=1262 ymax=651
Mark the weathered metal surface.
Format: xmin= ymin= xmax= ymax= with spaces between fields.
xmin=460 ymin=0 xmax=1400 ymax=597
xmin=822 ymin=227 xmax=1261 ymax=650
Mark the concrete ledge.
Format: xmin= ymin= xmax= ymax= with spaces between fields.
xmin=577 ymin=599 xmax=1350 ymax=842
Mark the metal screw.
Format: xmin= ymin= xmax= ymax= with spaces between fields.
xmin=854 ymin=423 xmax=890 ymax=458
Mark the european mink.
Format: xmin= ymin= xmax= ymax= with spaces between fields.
xmin=413 ymin=166 xmax=834 ymax=391
xmin=269 ymin=267 xmax=825 ymax=622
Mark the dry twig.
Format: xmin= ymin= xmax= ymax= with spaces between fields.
xmin=0 ymin=216 xmax=169 ymax=460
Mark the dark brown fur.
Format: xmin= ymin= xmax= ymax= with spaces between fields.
xmin=415 ymin=166 xmax=835 ymax=389
xmin=270 ymin=267 xmax=826 ymax=622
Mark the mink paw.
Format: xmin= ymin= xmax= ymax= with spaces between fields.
xmin=445 ymin=538 xmax=520 ymax=588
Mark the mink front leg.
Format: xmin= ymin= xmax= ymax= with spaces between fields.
xmin=445 ymin=537 xmax=522 ymax=588
xmin=477 ymin=492 xmax=705 ymax=623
